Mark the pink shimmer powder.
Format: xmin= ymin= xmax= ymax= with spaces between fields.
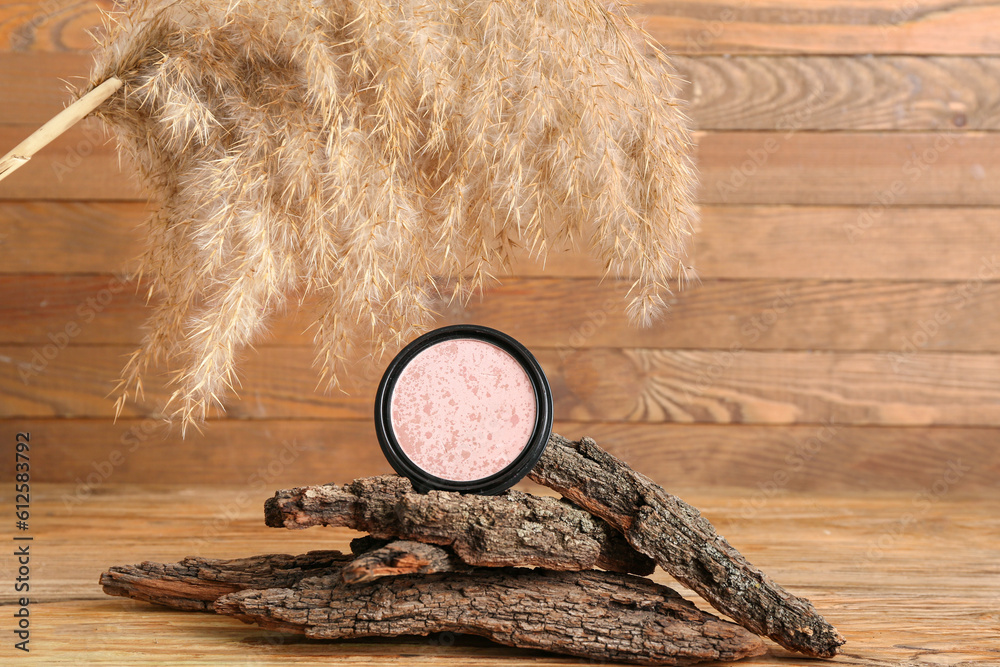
xmin=389 ymin=338 xmax=538 ymax=482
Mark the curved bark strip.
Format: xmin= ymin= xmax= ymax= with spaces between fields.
xmin=99 ymin=550 xmax=352 ymax=611
xmin=216 ymin=568 xmax=767 ymax=666
xmin=99 ymin=543 xmax=463 ymax=608
xmin=265 ymin=475 xmax=655 ymax=575
xmin=529 ymin=434 xmax=845 ymax=658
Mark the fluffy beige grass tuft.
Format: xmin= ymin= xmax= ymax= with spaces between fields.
xmin=86 ymin=0 xmax=698 ymax=433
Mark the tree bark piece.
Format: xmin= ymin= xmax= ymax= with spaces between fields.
xmin=100 ymin=550 xmax=767 ymax=665
xmin=265 ymin=475 xmax=655 ymax=575
xmin=99 ymin=550 xmax=352 ymax=611
xmin=341 ymin=540 xmax=468 ymax=584
xmin=529 ymin=434 xmax=845 ymax=658
xmin=216 ymin=567 xmax=767 ymax=665
xmin=99 ymin=542 xmax=454 ymax=609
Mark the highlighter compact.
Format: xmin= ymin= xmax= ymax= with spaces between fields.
xmin=374 ymin=325 xmax=553 ymax=495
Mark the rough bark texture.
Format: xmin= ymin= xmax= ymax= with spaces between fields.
xmin=99 ymin=541 xmax=459 ymax=606
xmin=341 ymin=540 xmax=468 ymax=584
xmin=215 ymin=568 xmax=767 ymax=665
xmin=99 ymin=550 xmax=352 ymax=611
xmin=100 ymin=548 xmax=766 ymax=665
xmin=265 ymin=475 xmax=655 ymax=575
xmin=529 ymin=434 xmax=845 ymax=658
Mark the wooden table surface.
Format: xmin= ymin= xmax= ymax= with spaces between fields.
xmin=1 ymin=484 xmax=997 ymax=666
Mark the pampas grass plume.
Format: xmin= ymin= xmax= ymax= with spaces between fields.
xmin=86 ymin=0 xmax=698 ymax=433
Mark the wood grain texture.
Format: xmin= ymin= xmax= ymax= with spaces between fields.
xmin=6 ymin=274 xmax=1000 ymax=353
xmin=5 ymin=484 xmax=999 ymax=665
xmin=633 ymin=0 xmax=1000 ymax=55
xmin=0 ymin=52 xmax=92 ymax=123
xmin=696 ymin=131 xmax=1000 ymax=206
xmin=4 ymin=202 xmax=1000 ymax=281
xmin=2 ymin=419 xmax=998 ymax=493
xmin=549 ymin=348 xmax=1000 ymax=426
xmin=692 ymin=206 xmax=1000 ymax=281
xmin=676 ymin=56 xmax=1000 ymax=131
xmin=3 ymin=344 xmax=1000 ymax=426
xmin=3 ymin=1 xmax=1000 ymax=56
xmin=0 ymin=0 xmax=113 ymax=53
xmin=448 ymin=278 xmax=1000 ymax=353
xmin=10 ymin=51 xmax=1000 ymax=131
xmin=0 ymin=201 xmax=146 ymax=273
xmin=4 ymin=127 xmax=999 ymax=205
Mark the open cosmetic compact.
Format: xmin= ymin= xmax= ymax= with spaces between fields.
xmin=374 ymin=325 xmax=553 ymax=494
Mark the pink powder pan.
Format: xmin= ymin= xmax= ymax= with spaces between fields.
xmin=374 ymin=325 xmax=553 ymax=495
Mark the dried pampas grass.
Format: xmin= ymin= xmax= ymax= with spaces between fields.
xmin=87 ymin=0 xmax=698 ymax=432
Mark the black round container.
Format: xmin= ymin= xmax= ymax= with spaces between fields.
xmin=374 ymin=324 xmax=552 ymax=494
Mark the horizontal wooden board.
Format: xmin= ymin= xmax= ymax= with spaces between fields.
xmin=9 ymin=52 xmax=1000 ymax=131
xmin=635 ymin=0 xmax=1000 ymax=55
xmin=4 ymin=126 xmax=1000 ymax=206
xmin=3 ymin=344 xmax=999 ymax=426
xmin=4 ymin=0 xmax=1000 ymax=56
xmin=4 ymin=202 xmax=999 ymax=281
xmin=677 ymin=56 xmax=1000 ymax=131
xmin=5 ymin=274 xmax=1000 ymax=353
xmin=549 ymin=348 xmax=1000 ymax=427
xmin=694 ymin=131 xmax=1000 ymax=206
xmin=2 ymin=418 xmax=997 ymax=493
xmin=692 ymin=206 xmax=1000 ymax=281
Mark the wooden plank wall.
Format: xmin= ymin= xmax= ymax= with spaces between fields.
xmin=1 ymin=0 xmax=998 ymax=494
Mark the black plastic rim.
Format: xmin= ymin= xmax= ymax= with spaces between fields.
xmin=374 ymin=324 xmax=553 ymax=495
